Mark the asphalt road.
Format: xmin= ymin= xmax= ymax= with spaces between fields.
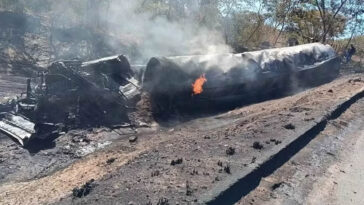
xmin=306 ymin=119 xmax=364 ymax=205
xmin=237 ymin=97 xmax=364 ymax=205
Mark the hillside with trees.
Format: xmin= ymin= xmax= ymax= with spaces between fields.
xmin=0 ymin=0 xmax=363 ymax=74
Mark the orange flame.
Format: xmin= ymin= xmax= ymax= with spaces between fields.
xmin=192 ymin=74 xmax=207 ymax=95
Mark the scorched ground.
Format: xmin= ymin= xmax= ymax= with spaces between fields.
xmin=0 ymin=69 xmax=363 ymax=204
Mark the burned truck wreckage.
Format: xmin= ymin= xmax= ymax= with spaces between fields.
xmin=0 ymin=43 xmax=340 ymax=146
xmin=144 ymin=43 xmax=340 ymax=114
xmin=0 ymin=55 xmax=141 ymax=146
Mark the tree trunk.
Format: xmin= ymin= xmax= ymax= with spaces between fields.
xmin=274 ymin=22 xmax=285 ymax=46
xmin=321 ymin=0 xmax=348 ymax=43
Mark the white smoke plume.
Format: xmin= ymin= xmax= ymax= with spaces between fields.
xmin=100 ymin=0 xmax=231 ymax=63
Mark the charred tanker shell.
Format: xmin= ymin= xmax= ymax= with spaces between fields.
xmin=144 ymin=53 xmax=261 ymax=93
xmin=143 ymin=43 xmax=340 ymax=115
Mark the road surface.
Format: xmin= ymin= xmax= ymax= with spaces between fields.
xmin=237 ymin=97 xmax=364 ymax=205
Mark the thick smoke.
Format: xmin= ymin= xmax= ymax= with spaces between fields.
xmin=101 ymin=1 xmax=231 ymax=63
xmin=0 ymin=0 xmax=232 ymax=72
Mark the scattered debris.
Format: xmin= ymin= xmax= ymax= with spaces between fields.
xmin=326 ymin=152 xmax=335 ymax=157
xmin=203 ymin=172 xmax=210 ymax=176
xmin=171 ymin=158 xmax=183 ymax=166
xmin=0 ymin=113 xmax=35 ymax=146
xmin=217 ymin=161 xmax=223 ymax=167
xmin=289 ymin=107 xmax=311 ymax=113
xmin=224 ymin=164 xmax=231 ymax=174
xmin=72 ymin=179 xmax=95 ymax=198
xmin=284 ymin=123 xmax=295 ymax=130
xmin=252 ymin=141 xmax=264 ymax=150
xmin=129 ymin=136 xmax=138 ymax=143
xmin=226 ymin=147 xmax=235 ymax=155
xmin=304 ymin=118 xmax=315 ymax=121
xmin=270 ymin=139 xmax=282 ymax=145
xmin=151 ymin=170 xmax=160 ymax=177
xmin=106 ymin=158 xmax=116 ymax=165
xmin=190 ymin=169 xmax=198 ymax=175
xmin=186 ymin=181 xmax=193 ymax=196
xmin=271 ymin=182 xmax=283 ymax=190
xmin=328 ymin=89 xmax=333 ymax=93
xmin=291 ymin=160 xmax=299 ymax=166
xmin=270 ymin=192 xmax=278 ymax=199
xmin=339 ymin=120 xmax=348 ymax=127
xmin=251 ymin=157 xmax=257 ymax=163
xmin=71 ymin=132 xmax=90 ymax=144
xmin=349 ymin=78 xmax=362 ymax=83
xmin=157 ymin=198 xmax=169 ymax=205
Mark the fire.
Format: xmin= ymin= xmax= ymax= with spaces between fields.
xmin=192 ymin=74 xmax=207 ymax=95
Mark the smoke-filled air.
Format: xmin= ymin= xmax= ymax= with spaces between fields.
xmin=49 ymin=0 xmax=231 ymax=63
xmin=104 ymin=1 xmax=231 ymax=61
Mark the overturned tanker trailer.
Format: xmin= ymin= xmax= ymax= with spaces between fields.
xmin=143 ymin=43 xmax=340 ymax=115
xmin=0 ymin=55 xmax=140 ymax=146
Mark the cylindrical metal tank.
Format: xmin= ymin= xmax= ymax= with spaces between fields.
xmin=143 ymin=43 xmax=340 ymax=114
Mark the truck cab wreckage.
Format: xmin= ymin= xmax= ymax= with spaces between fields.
xmin=0 ymin=43 xmax=340 ymax=146
xmin=0 ymin=55 xmax=141 ymax=146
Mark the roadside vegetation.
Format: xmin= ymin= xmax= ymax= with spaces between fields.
xmin=0 ymin=0 xmax=363 ymax=65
